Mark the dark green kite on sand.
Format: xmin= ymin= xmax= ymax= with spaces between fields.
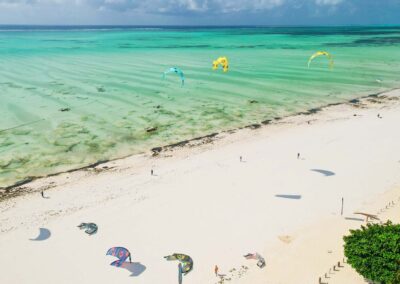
xmin=164 ymin=253 xmax=193 ymax=284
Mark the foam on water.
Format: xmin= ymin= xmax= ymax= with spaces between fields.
xmin=1 ymin=26 xmax=400 ymax=187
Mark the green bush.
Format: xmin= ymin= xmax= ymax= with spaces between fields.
xmin=343 ymin=221 xmax=400 ymax=284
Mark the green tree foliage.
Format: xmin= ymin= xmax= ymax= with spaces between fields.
xmin=344 ymin=222 xmax=400 ymax=284
xmin=396 ymin=265 xmax=400 ymax=283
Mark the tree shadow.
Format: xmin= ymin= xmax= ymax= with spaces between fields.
xmin=275 ymin=194 xmax=302 ymax=200
xmin=120 ymin=262 xmax=146 ymax=277
xmin=30 ymin=228 xmax=51 ymax=241
xmin=311 ymin=169 xmax=335 ymax=176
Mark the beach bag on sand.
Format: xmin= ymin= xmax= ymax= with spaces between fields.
xmin=244 ymin=253 xmax=266 ymax=269
xmin=257 ymin=258 xmax=266 ymax=268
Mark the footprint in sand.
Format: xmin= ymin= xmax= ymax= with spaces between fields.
xmin=278 ymin=235 xmax=294 ymax=244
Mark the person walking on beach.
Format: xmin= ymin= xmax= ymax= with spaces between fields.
xmin=41 ymin=190 xmax=45 ymax=198
xmin=240 ymin=156 xmax=242 ymax=162
xmin=297 ymin=153 xmax=300 ymax=159
xmin=151 ymin=169 xmax=154 ymax=176
xmin=214 ymin=265 xmax=219 ymax=276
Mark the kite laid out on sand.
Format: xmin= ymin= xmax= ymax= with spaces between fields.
xmin=77 ymin=222 xmax=98 ymax=235
xmin=107 ymin=247 xmax=132 ymax=267
xmin=164 ymin=253 xmax=193 ymax=284
xmin=354 ymin=212 xmax=380 ymax=222
xmin=244 ymin=253 xmax=266 ymax=268
xmin=163 ymin=67 xmax=185 ymax=86
xmin=307 ymin=51 xmax=334 ymax=69
xmin=212 ymin=57 xmax=229 ymax=72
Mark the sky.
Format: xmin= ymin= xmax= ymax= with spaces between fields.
xmin=0 ymin=0 xmax=400 ymax=26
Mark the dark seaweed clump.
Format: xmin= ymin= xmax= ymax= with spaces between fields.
xmin=327 ymin=36 xmax=400 ymax=47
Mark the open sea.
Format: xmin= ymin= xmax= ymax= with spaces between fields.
xmin=1 ymin=26 xmax=400 ymax=188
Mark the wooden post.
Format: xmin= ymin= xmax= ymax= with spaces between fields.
xmin=341 ymin=197 xmax=344 ymax=216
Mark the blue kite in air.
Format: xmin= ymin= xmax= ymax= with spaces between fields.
xmin=163 ymin=67 xmax=185 ymax=86
xmin=106 ymin=247 xmax=132 ymax=267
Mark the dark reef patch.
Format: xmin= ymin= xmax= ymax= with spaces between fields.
xmin=327 ymin=36 xmax=400 ymax=47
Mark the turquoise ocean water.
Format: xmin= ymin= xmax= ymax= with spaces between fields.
xmin=1 ymin=26 xmax=400 ymax=188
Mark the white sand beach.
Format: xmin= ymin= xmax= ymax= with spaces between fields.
xmin=1 ymin=90 xmax=400 ymax=284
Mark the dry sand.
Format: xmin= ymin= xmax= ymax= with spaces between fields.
xmin=235 ymin=186 xmax=400 ymax=284
xmin=1 ymin=90 xmax=400 ymax=284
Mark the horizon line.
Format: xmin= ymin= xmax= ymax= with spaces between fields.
xmin=0 ymin=24 xmax=399 ymax=28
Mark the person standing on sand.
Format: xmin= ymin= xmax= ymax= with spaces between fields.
xmin=297 ymin=153 xmax=300 ymax=159
xmin=240 ymin=156 xmax=242 ymax=162
xmin=41 ymin=190 xmax=45 ymax=198
xmin=151 ymin=169 xmax=154 ymax=176
xmin=214 ymin=265 xmax=219 ymax=276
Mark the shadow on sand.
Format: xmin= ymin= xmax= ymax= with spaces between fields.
xmin=275 ymin=194 xmax=302 ymax=200
xmin=30 ymin=228 xmax=51 ymax=241
xmin=121 ymin=262 xmax=146 ymax=277
xmin=345 ymin=217 xmax=364 ymax=222
xmin=311 ymin=169 xmax=335 ymax=176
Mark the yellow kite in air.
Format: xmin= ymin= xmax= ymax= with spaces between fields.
xmin=213 ymin=57 xmax=229 ymax=72
xmin=307 ymin=51 xmax=334 ymax=69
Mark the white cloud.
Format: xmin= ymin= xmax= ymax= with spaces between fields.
xmin=0 ymin=0 xmax=74 ymax=6
xmin=83 ymin=0 xmax=286 ymax=13
xmin=0 ymin=0 xmax=286 ymax=13
xmin=315 ymin=0 xmax=344 ymax=5
xmin=213 ymin=0 xmax=285 ymax=13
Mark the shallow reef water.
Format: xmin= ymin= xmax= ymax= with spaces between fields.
xmin=1 ymin=26 xmax=400 ymax=187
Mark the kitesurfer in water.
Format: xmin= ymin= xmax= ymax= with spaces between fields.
xmin=308 ymin=51 xmax=334 ymax=69
xmin=163 ymin=67 xmax=185 ymax=86
xmin=213 ymin=57 xmax=229 ymax=72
